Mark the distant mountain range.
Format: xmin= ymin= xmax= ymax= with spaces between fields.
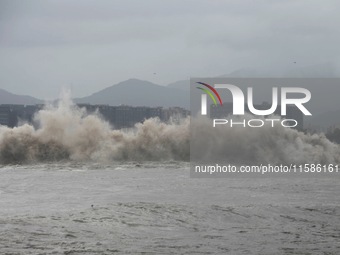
xmin=0 ymin=79 xmax=189 ymax=109
xmin=1 ymin=63 xmax=335 ymax=107
xmin=1 ymin=63 xmax=339 ymax=128
xmin=0 ymin=88 xmax=43 ymax=105
xmin=167 ymin=80 xmax=189 ymax=91
xmin=74 ymin=79 xmax=189 ymax=108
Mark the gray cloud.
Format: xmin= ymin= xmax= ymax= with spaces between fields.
xmin=0 ymin=0 xmax=339 ymax=99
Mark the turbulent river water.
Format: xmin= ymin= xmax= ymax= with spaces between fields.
xmin=0 ymin=98 xmax=339 ymax=254
xmin=0 ymin=162 xmax=339 ymax=255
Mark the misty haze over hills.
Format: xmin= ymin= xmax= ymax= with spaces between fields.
xmin=1 ymin=63 xmax=340 ymax=128
xmin=74 ymin=79 xmax=189 ymax=108
xmin=0 ymin=88 xmax=43 ymax=105
xmin=0 ymin=79 xmax=190 ymax=108
xmin=0 ymin=63 xmax=337 ymax=104
xmin=167 ymin=63 xmax=339 ymax=90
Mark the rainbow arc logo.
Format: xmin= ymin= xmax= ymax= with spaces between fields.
xmin=196 ymin=82 xmax=223 ymax=115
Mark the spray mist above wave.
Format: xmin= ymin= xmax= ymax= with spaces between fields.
xmin=191 ymin=116 xmax=340 ymax=165
xmin=0 ymin=95 xmax=190 ymax=164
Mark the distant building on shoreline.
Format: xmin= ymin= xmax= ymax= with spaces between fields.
xmin=0 ymin=104 xmax=44 ymax=127
xmin=0 ymin=104 xmax=189 ymax=129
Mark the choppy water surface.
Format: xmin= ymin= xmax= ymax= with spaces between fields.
xmin=0 ymin=162 xmax=339 ymax=254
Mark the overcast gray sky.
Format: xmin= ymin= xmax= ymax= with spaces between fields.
xmin=0 ymin=0 xmax=339 ymax=99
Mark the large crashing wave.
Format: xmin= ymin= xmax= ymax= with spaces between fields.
xmin=0 ymin=97 xmax=189 ymax=164
xmin=0 ymin=96 xmax=339 ymax=164
xmin=191 ymin=117 xmax=340 ymax=165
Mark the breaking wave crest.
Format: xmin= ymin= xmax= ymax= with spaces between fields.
xmin=0 ymin=96 xmax=339 ymax=165
xmin=0 ymin=96 xmax=189 ymax=164
xmin=191 ymin=116 xmax=340 ymax=165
